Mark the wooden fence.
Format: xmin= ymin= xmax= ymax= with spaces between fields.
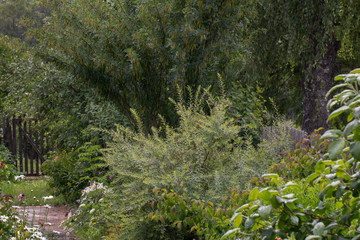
xmin=261 ymin=126 xmax=307 ymax=151
xmin=1 ymin=116 xmax=50 ymax=176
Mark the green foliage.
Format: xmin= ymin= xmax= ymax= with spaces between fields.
xmin=63 ymin=182 xmax=113 ymax=240
xmin=0 ymin=0 xmax=48 ymax=40
xmin=0 ymin=146 xmax=17 ymax=182
xmin=0 ymin=196 xmax=47 ymax=239
xmin=243 ymin=0 xmax=360 ymax=132
xmin=223 ymin=68 xmax=360 ymax=239
xmin=0 ymin=179 xmax=65 ymax=206
xmin=36 ymin=0 xmax=244 ymax=130
xmin=270 ymin=130 xmax=330 ymax=180
xmin=0 ymin=35 xmax=127 ymax=150
xmin=42 ymin=143 xmax=108 ymax=204
xmin=145 ymin=188 xmax=249 ymax=240
xmin=101 ymin=90 xmax=292 ymax=239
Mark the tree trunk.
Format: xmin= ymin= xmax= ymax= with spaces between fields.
xmin=302 ymin=39 xmax=340 ymax=134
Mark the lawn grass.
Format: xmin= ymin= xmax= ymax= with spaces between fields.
xmin=0 ymin=177 xmax=66 ymax=206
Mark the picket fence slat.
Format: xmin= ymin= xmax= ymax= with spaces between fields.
xmin=0 ymin=116 xmax=49 ymax=176
xmin=261 ymin=126 xmax=307 ymax=151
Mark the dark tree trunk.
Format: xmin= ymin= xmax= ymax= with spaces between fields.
xmin=302 ymin=39 xmax=340 ymax=134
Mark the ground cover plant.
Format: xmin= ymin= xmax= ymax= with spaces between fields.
xmin=223 ymin=68 xmax=360 ymax=239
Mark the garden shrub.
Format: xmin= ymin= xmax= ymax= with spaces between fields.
xmin=63 ymin=182 xmax=114 ymax=239
xmin=269 ymin=130 xmax=331 ymax=180
xmin=102 ymin=89 xmax=293 ymax=239
xmin=42 ymin=142 xmax=108 ymax=204
xmin=0 ymin=145 xmax=17 ymax=181
xmin=144 ymin=188 xmax=249 ymax=240
xmin=223 ymin=68 xmax=360 ymax=239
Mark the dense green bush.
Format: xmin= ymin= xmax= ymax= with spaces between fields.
xmin=270 ymin=130 xmax=330 ymax=180
xmin=42 ymin=143 xmax=108 ymax=203
xmin=101 ymin=89 xmax=292 ymax=239
xmin=145 ymin=188 xmax=249 ymax=240
xmin=223 ymin=68 xmax=360 ymax=239
xmin=0 ymin=145 xmax=17 ymax=182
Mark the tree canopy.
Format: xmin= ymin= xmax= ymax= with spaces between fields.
xmin=36 ymin=0 xmax=243 ymax=130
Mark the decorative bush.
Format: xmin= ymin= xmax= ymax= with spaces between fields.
xmin=102 ymin=89 xmax=292 ymax=238
xmin=42 ymin=143 xmax=108 ymax=203
xmin=0 ymin=145 xmax=17 ymax=182
xmin=270 ymin=130 xmax=331 ymax=181
xmin=63 ymin=182 xmax=114 ymax=239
xmin=144 ymin=188 xmax=249 ymax=240
xmin=223 ymin=68 xmax=360 ymax=239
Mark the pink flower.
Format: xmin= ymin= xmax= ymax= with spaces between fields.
xmin=18 ymin=193 xmax=25 ymax=201
xmin=99 ymin=171 xmax=102 ymax=174
xmin=109 ymin=176 xmax=112 ymax=179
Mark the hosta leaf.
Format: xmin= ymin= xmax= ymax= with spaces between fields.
xmin=244 ymin=217 xmax=255 ymax=230
xmin=235 ymin=203 xmax=250 ymax=213
xmin=329 ymin=139 xmax=345 ymax=160
xmin=315 ymin=161 xmax=325 ymax=173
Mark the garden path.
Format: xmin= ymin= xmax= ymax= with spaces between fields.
xmin=23 ymin=205 xmax=76 ymax=239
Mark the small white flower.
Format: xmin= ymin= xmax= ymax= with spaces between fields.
xmin=89 ymin=208 xmax=95 ymax=214
xmin=44 ymin=204 xmax=51 ymax=209
xmin=43 ymin=196 xmax=54 ymax=201
xmin=0 ymin=215 xmax=9 ymax=222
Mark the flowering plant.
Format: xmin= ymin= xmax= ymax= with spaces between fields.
xmin=63 ymin=182 xmax=113 ymax=239
xmin=0 ymin=196 xmax=47 ymax=239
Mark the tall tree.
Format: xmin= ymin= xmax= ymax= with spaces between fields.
xmin=36 ymin=0 xmax=242 ymax=130
xmin=244 ymin=0 xmax=360 ymax=133
xmin=0 ymin=0 xmax=48 ymax=41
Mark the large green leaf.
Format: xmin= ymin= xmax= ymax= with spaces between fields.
xmin=220 ymin=228 xmax=240 ymax=240
xmin=350 ymin=142 xmax=360 ymax=161
xmin=350 ymin=68 xmax=360 ymax=74
xmin=258 ymin=205 xmax=272 ymax=219
xmin=320 ymin=129 xmax=342 ymax=140
xmin=328 ymin=106 xmax=349 ymax=121
xmin=344 ymin=120 xmax=359 ymax=139
xmin=325 ymin=83 xmax=351 ymax=98
xmin=328 ymin=139 xmax=345 ymax=160
xmin=249 ymin=187 xmax=259 ymax=201
xmin=305 ymin=172 xmax=320 ymax=186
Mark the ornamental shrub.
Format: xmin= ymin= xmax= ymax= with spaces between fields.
xmin=269 ymin=130 xmax=330 ymax=181
xmin=223 ymin=68 xmax=360 ymax=239
xmin=102 ymin=88 xmax=292 ymax=239
xmin=0 ymin=145 xmax=17 ymax=182
xmin=42 ymin=143 xmax=108 ymax=204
